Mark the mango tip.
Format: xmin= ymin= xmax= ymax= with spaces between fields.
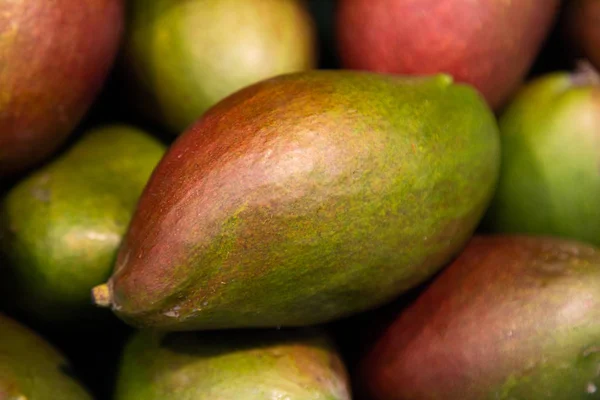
xmin=92 ymin=284 xmax=112 ymax=308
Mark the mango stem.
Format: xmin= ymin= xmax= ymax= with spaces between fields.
xmin=92 ymin=284 xmax=112 ymax=308
xmin=572 ymin=60 xmax=600 ymax=86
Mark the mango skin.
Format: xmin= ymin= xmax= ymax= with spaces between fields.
xmin=115 ymin=328 xmax=350 ymax=400
xmin=336 ymin=0 xmax=560 ymax=110
xmin=99 ymin=70 xmax=500 ymax=331
xmin=0 ymin=125 xmax=165 ymax=321
xmin=0 ymin=0 xmax=123 ymax=177
xmin=122 ymin=0 xmax=316 ymax=134
xmin=566 ymin=0 xmax=600 ymax=70
xmin=483 ymin=70 xmax=600 ymax=246
xmin=0 ymin=313 xmax=92 ymax=400
xmin=357 ymin=235 xmax=600 ymax=400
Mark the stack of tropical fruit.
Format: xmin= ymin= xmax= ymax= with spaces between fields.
xmin=1 ymin=0 xmax=599 ymax=399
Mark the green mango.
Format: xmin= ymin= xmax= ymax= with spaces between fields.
xmin=93 ymin=70 xmax=500 ymax=331
xmin=357 ymin=235 xmax=600 ymax=400
xmin=0 ymin=125 xmax=165 ymax=321
xmin=0 ymin=313 xmax=91 ymax=400
xmin=121 ymin=0 xmax=317 ymax=134
xmin=483 ymin=65 xmax=600 ymax=246
xmin=115 ymin=328 xmax=350 ymax=400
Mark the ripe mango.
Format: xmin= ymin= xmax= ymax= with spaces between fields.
xmin=358 ymin=235 xmax=600 ymax=400
xmin=0 ymin=0 xmax=123 ymax=177
xmin=336 ymin=0 xmax=560 ymax=110
xmin=94 ymin=70 xmax=500 ymax=331
xmin=115 ymin=328 xmax=350 ymax=400
xmin=0 ymin=125 xmax=165 ymax=321
xmin=0 ymin=313 xmax=91 ymax=400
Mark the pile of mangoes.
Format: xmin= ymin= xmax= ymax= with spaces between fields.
xmin=1 ymin=0 xmax=599 ymax=399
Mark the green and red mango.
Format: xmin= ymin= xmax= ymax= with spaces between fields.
xmin=94 ymin=70 xmax=500 ymax=331
xmin=358 ymin=235 xmax=600 ymax=399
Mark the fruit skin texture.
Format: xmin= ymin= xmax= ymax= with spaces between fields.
xmin=0 ymin=125 xmax=165 ymax=321
xmin=483 ymin=69 xmax=600 ymax=246
xmin=122 ymin=0 xmax=316 ymax=134
xmin=336 ymin=0 xmax=559 ymax=110
xmin=358 ymin=235 xmax=600 ymax=400
xmin=97 ymin=70 xmax=500 ymax=331
xmin=566 ymin=0 xmax=600 ymax=70
xmin=0 ymin=313 xmax=91 ymax=400
xmin=0 ymin=0 xmax=124 ymax=177
xmin=115 ymin=328 xmax=350 ymax=400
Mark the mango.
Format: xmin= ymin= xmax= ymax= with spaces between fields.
xmin=0 ymin=313 xmax=91 ymax=400
xmin=0 ymin=125 xmax=165 ymax=321
xmin=357 ymin=235 xmax=600 ymax=400
xmin=0 ymin=0 xmax=123 ymax=177
xmin=336 ymin=0 xmax=560 ymax=110
xmin=93 ymin=70 xmax=500 ymax=331
xmin=121 ymin=0 xmax=316 ymax=134
xmin=115 ymin=328 xmax=350 ymax=400
xmin=483 ymin=65 xmax=600 ymax=246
